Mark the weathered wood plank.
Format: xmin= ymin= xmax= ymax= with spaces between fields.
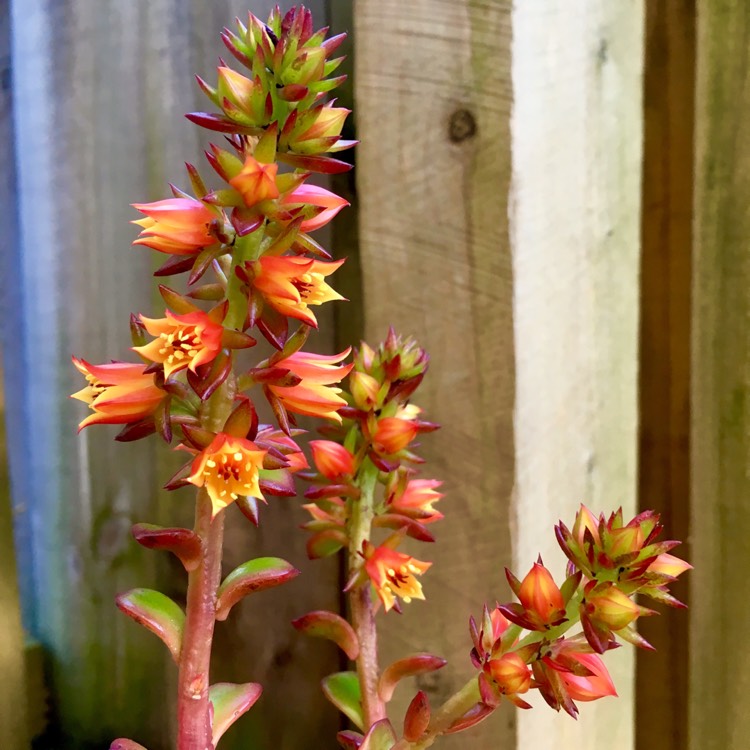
xmin=511 ymin=3 xmax=643 ymax=749
xmin=0 ymin=366 xmax=30 ymax=750
xmin=690 ymin=4 xmax=750 ymax=750
xmin=0 ymin=0 xmax=31 ymax=745
xmin=5 ymin=2 xmax=337 ymax=748
xmin=355 ymin=2 xmax=516 ymax=748
xmin=637 ymin=2 xmax=694 ymax=748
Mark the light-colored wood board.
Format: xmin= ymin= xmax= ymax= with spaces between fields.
xmin=355 ymin=2 xmax=516 ymax=748
xmin=690 ymin=3 xmax=750 ymax=750
xmin=637 ymin=2 xmax=694 ymax=748
xmin=0 ymin=372 xmax=30 ymax=750
xmin=511 ymin=2 xmax=643 ymax=748
xmin=5 ymin=2 xmax=338 ymax=748
xmin=0 ymin=0 xmax=31 ymax=745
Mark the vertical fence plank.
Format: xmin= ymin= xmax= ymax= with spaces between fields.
xmin=637 ymin=2 xmax=694 ymax=748
xmin=511 ymin=3 xmax=643 ymax=748
xmin=4 ymin=2 xmax=337 ymax=748
xmin=355 ymin=2 xmax=516 ymax=748
xmin=691 ymin=3 xmax=750 ymax=750
xmin=0 ymin=0 xmax=31 ymax=745
xmin=0 ymin=372 xmax=30 ymax=750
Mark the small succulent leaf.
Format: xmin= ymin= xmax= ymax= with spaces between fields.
xmin=291 ymin=610 xmax=360 ymax=660
xmin=115 ymin=589 xmax=185 ymax=663
xmin=378 ymin=653 xmax=448 ymax=702
xmin=444 ymin=703 xmax=494 ymax=734
xmin=209 ymin=682 xmax=263 ymax=747
xmin=321 ymin=672 xmax=364 ymax=730
xmin=216 ymin=557 xmax=300 ymax=620
xmin=403 ymin=691 xmax=431 ymax=742
xmin=360 ymin=719 xmax=397 ymax=750
xmin=336 ymin=731 xmax=364 ymax=750
xmin=306 ymin=529 xmax=348 ymax=559
xmin=109 ymin=740 xmax=148 ymax=750
xmin=131 ymin=524 xmax=202 ymax=571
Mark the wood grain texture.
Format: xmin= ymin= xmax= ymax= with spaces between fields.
xmin=355 ymin=2 xmax=516 ymax=748
xmin=511 ymin=2 xmax=643 ymax=748
xmin=5 ymin=2 xmax=338 ymax=748
xmin=637 ymin=2 xmax=694 ymax=748
xmin=0 ymin=1 xmax=31 ymax=746
xmin=691 ymin=3 xmax=750 ymax=750
xmin=0 ymin=371 xmax=30 ymax=750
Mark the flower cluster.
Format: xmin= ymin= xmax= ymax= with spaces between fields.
xmin=71 ymin=7 xmax=352 ymax=519
xmin=299 ymin=329 xmax=440 ymax=611
xmin=463 ymin=506 xmax=690 ymax=721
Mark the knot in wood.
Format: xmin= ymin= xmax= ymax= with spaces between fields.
xmin=448 ymin=108 xmax=477 ymax=143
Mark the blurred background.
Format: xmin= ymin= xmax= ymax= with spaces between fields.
xmin=0 ymin=1 xmax=745 ymax=749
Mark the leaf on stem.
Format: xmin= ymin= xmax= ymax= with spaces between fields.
xmin=403 ymin=691 xmax=430 ymax=742
xmin=291 ymin=610 xmax=360 ymax=660
xmin=209 ymin=682 xmax=263 ymax=747
xmin=360 ymin=719 xmax=397 ymax=750
xmin=378 ymin=653 xmax=447 ymax=702
xmin=109 ymin=740 xmax=148 ymax=750
xmin=444 ymin=702 xmax=494 ymax=734
xmin=336 ymin=730 xmax=364 ymax=749
xmin=115 ymin=589 xmax=185 ymax=663
xmin=216 ymin=557 xmax=300 ymax=621
xmin=306 ymin=528 xmax=348 ymax=559
xmin=131 ymin=524 xmax=202 ymax=571
xmin=321 ymin=672 xmax=364 ymax=730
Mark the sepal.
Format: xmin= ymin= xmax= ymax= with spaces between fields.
xmin=115 ymin=589 xmax=185 ymax=663
xmin=216 ymin=557 xmax=300 ymax=620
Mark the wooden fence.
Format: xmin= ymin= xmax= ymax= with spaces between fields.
xmin=0 ymin=1 xmax=748 ymax=749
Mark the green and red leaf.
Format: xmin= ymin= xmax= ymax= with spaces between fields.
xmin=216 ymin=557 xmax=300 ymax=621
xmin=209 ymin=682 xmax=263 ymax=747
xmin=115 ymin=588 xmax=185 ymax=663
xmin=321 ymin=672 xmax=364 ymax=730
xmin=291 ymin=610 xmax=360 ymax=660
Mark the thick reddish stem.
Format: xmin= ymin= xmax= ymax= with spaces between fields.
xmin=347 ymin=458 xmax=387 ymax=726
xmin=176 ymin=490 xmax=225 ymax=750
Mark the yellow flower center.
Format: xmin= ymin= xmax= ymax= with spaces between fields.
xmin=158 ymin=327 xmax=202 ymax=368
xmin=381 ymin=563 xmax=425 ymax=604
xmin=203 ymin=451 xmax=260 ymax=502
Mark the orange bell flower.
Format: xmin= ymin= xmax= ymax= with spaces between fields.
xmin=363 ymin=543 xmax=431 ymax=612
xmin=229 ymin=154 xmax=280 ymax=208
xmin=268 ymin=349 xmax=352 ymax=422
xmin=187 ymin=433 xmax=267 ymax=517
xmin=71 ymin=358 xmax=164 ymax=430
xmin=251 ymin=256 xmax=344 ymax=326
xmin=132 ymin=198 xmax=216 ymax=255
xmin=132 ymin=310 xmax=224 ymax=379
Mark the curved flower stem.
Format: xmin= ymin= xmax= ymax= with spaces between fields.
xmin=176 ymin=378 xmax=235 ymax=750
xmin=347 ymin=457 xmax=387 ymax=727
